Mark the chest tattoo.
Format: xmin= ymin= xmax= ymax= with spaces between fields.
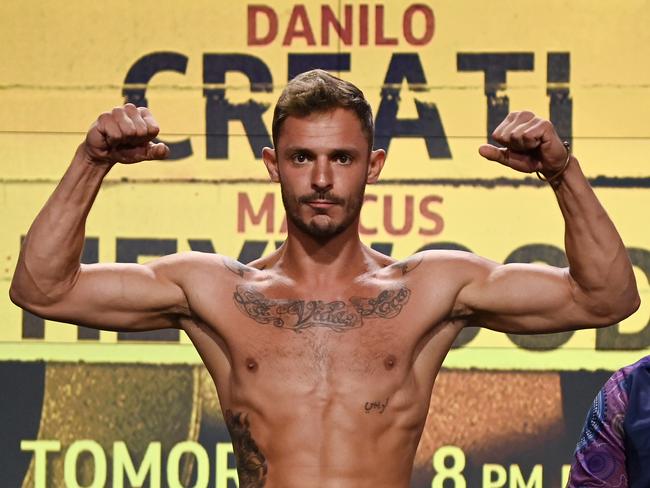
xmin=233 ymin=286 xmax=411 ymax=332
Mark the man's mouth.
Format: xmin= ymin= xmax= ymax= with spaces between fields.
xmin=305 ymin=200 xmax=337 ymax=209
xmin=299 ymin=194 xmax=343 ymax=209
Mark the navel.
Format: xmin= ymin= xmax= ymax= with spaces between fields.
xmin=245 ymin=357 xmax=259 ymax=372
xmin=384 ymin=354 xmax=397 ymax=370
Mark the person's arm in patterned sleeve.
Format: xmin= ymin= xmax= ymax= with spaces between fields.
xmin=567 ymin=365 xmax=631 ymax=487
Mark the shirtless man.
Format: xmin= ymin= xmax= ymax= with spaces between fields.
xmin=10 ymin=70 xmax=640 ymax=487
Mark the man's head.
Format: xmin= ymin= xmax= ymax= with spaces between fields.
xmin=263 ymin=70 xmax=385 ymax=239
xmin=272 ymin=69 xmax=374 ymax=154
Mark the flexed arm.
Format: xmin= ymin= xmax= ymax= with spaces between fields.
xmin=9 ymin=104 xmax=193 ymax=331
xmin=454 ymin=111 xmax=639 ymax=333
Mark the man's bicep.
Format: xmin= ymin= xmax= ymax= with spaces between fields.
xmin=26 ymin=255 xmax=191 ymax=331
xmin=455 ymin=257 xmax=586 ymax=333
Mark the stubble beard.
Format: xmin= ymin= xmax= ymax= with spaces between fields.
xmin=280 ymin=182 xmax=365 ymax=239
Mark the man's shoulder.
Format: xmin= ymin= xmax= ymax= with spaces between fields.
xmin=146 ymin=251 xmax=232 ymax=282
xmin=618 ymin=354 xmax=650 ymax=397
xmin=148 ymin=250 xmax=222 ymax=268
xmin=367 ymin=250 xmax=491 ymax=298
xmin=416 ymin=249 xmax=482 ymax=263
xmin=603 ymin=355 xmax=650 ymax=393
xmin=403 ymin=249 xmax=490 ymax=276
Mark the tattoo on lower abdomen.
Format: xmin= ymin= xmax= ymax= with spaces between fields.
xmin=225 ymin=410 xmax=267 ymax=487
xmin=233 ymin=286 xmax=411 ymax=332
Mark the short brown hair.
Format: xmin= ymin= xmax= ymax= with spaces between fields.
xmin=271 ymin=69 xmax=374 ymax=150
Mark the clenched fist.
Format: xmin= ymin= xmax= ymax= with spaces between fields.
xmin=478 ymin=111 xmax=570 ymax=179
xmin=82 ymin=103 xmax=169 ymax=165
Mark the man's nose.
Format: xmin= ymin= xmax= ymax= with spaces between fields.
xmin=311 ymin=157 xmax=333 ymax=192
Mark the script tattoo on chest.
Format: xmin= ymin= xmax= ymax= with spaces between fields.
xmin=233 ymin=286 xmax=411 ymax=332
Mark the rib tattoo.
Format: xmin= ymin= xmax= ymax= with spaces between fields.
xmin=225 ymin=410 xmax=267 ymax=487
xmin=233 ymin=286 xmax=411 ymax=332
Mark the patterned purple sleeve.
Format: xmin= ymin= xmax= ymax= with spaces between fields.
xmin=567 ymin=365 xmax=632 ymax=488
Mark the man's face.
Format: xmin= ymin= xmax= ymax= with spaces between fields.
xmin=263 ymin=108 xmax=385 ymax=238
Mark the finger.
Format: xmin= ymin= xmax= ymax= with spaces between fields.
xmin=536 ymin=119 xmax=561 ymax=150
xmin=491 ymin=112 xmax=517 ymax=143
xmin=113 ymin=106 xmax=137 ymax=141
xmin=478 ymin=144 xmax=507 ymax=164
xmin=145 ymin=142 xmax=170 ymax=160
xmin=138 ymin=106 xmax=161 ymax=138
xmin=510 ymin=117 xmax=545 ymax=151
xmin=478 ymin=144 xmax=540 ymax=173
xmin=492 ymin=111 xmax=536 ymax=148
xmin=87 ymin=115 xmax=106 ymax=148
xmin=100 ymin=113 xmax=123 ymax=147
xmin=124 ymin=104 xmax=149 ymax=139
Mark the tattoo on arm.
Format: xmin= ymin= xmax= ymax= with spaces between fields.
xmin=233 ymin=286 xmax=411 ymax=332
xmin=225 ymin=409 xmax=267 ymax=487
xmin=223 ymin=257 xmax=252 ymax=278
xmin=391 ymin=256 xmax=423 ymax=275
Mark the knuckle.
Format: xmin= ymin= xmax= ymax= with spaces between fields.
xmin=521 ymin=133 xmax=536 ymax=145
xmin=521 ymin=130 xmax=535 ymax=142
xmin=120 ymin=120 xmax=136 ymax=135
xmin=510 ymin=134 xmax=525 ymax=146
xmin=124 ymin=104 xmax=139 ymax=117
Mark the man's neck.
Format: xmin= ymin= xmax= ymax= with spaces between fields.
xmin=276 ymin=220 xmax=374 ymax=287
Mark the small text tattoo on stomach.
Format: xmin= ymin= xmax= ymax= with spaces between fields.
xmin=364 ymin=397 xmax=389 ymax=414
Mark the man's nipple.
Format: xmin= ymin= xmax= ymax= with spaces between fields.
xmin=245 ymin=357 xmax=259 ymax=372
xmin=384 ymin=354 xmax=397 ymax=370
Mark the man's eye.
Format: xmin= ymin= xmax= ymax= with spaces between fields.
xmin=336 ymin=154 xmax=351 ymax=164
xmin=293 ymin=154 xmax=309 ymax=164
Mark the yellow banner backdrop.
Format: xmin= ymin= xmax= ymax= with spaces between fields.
xmin=1 ymin=0 xmax=649 ymax=371
xmin=4 ymin=2 xmax=650 ymax=487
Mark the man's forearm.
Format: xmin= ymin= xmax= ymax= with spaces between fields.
xmin=10 ymin=145 xmax=112 ymax=305
xmin=553 ymin=156 xmax=639 ymax=319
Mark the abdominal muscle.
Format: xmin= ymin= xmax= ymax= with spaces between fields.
xmin=221 ymin=359 xmax=433 ymax=488
xmin=181 ymin=262 xmax=457 ymax=488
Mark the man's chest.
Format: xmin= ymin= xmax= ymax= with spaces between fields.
xmin=204 ymin=324 xmax=418 ymax=408
xmin=230 ymin=283 xmax=413 ymax=333
xmin=197 ymin=279 xmax=451 ymax=375
xmin=182 ymin=275 xmax=463 ymax=415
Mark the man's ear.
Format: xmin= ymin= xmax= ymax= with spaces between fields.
xmin=262 ymin=147 xmax=280 ymax=183
xmin=366 ymin=149 xmax=386 ymax=184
